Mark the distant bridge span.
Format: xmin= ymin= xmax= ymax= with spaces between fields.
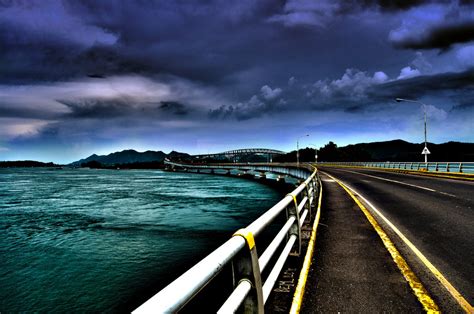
xmin=193 ymin=148 xmax=286 ymax=160
xmin=193 ymin=148 xmax=286 ymax=157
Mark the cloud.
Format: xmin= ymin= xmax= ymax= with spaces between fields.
xmin=389 ymin=2 xmax=474 ymax=50
xmin=456 ymin=44 xmax=474 ymax=67
xmin=268 ymin=0 xmax=340 ymax=28
xmin=267 ymin=0 xmax=435 ymax=29
xmin=0 ymin=0 xmax=276 ymax=84
xmin=373 ymin=71 xmax=390 ymax=83
xmin=2 ymin=0 xmax=474 ymax=162
xmin=210 ymin=69 xmax=392 ymax=119
xmin=367 ymin=68 xmax=474 ymax=102
xmin=288 ymin=77 xmax=297 ymax=86
xmin=159 ymin=101 xmax=189 ymax=116
xmin=397 ymin=66 xmax=421 ymax=80
xmin=260 ymin=85 xmax=282 ymax=100
xmin=209 ymin=95 xmax=269 ymax=121
xmin=0 ymin=118 xmax=50 ymax=139
xmin=391 ymin=21 xmax=474 ymax=50
xmin=425 ymin=104 xmax=448 ymax=121
xmin=58 ymin=99 xmax=138 ymax=119
xmin=410 ymin=51 xmax=433 ymax=74
xmin=0 ymin=0 xmax=117 ymax=47
xmin=310 ymin=69 xmax=389 ymax=100
xmin=0 ymin=75 xmax=226 ymax=144
xmin=369 ymin=0 xmax=428 ymax=11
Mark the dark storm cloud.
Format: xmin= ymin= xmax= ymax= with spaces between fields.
xmin=58 ymin=98 xmax=191 ymax=119
xmin=392 ymin=21 xmax=474 ymax=50
xmin=0 ymin=0 xmax=400 ymax=87
xmin=58 ymin=99 xmax=133 ymax=119
xmin=367 ymin=69 xmax=474 ymax=100
xmin=0 ymin=0 xmax=287 ymax=85
xmin=159 ymin=101 xmax=188 ymax=116
xmin=359 ymin=0 xmax=452 ymax=11
xmin=0 ymin=0 xmax=119 ymax=84
xmin=58 ymin=0 xmax=283 ymax=83
xmin=2 ymin=0 xmax=474 ymax=162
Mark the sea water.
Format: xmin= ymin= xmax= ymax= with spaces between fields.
xmin=0 ymin=168 xmax=281 ymax=312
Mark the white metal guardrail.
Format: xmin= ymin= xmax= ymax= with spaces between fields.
xmin=317 ymin=161 xmax=474 ymax=174
xmin=134 ymin=163 xmax=319 ymax=313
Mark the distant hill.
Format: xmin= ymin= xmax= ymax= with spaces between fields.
xmin=317 ymin=140 xmax=474 ymax=162
xmin=0 ymin=160 xmax=59 ymax=168
xmin=70 ymin=149 xmax=190 ymax=167
xmin=275 ymin=139 xmax=474 ymax=162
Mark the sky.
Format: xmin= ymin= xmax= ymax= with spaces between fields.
xmin=0 ymin=0 xmax=473 ymax=163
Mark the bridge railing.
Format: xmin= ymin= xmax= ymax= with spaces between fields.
xmin=165 ymin=160 xmax=313 ymax=179
xmin=317 ymin=161 xmax=474 ymax=174
xmin=134 ymin=163 xmax=320 ymax=313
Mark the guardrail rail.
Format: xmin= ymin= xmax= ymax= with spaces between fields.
xmin=134 ymin=163 xmax=320 ymax=313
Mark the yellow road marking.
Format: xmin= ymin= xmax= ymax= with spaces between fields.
xmin=325 ymin=172 xmax=474 ymax=313
xmin=324 ymin=172 xmax=440 ymax=313
xmin=290 ymin=175 xmax=323 ymax=314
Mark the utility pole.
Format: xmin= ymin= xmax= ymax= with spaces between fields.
xmin=296 ymin=134 xmax=309 ymax=168
xmin=395 ymin=98 xmax=430 ymax=164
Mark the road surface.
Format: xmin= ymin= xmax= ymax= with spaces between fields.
xmin=318 ymin=166 xmax=473 ymax=312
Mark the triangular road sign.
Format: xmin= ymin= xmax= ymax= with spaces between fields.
xmin=421 ymin=147 xmax=431 ymax=155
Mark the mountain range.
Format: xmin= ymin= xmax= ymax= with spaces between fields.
xmin=70 ymin=150 xmax=190 ymax=166
xmin=313 ymin=140 xmax=474 ymax=162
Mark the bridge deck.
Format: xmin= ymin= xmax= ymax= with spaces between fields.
xmin=300 ymin=173 xmax=422 ymax=312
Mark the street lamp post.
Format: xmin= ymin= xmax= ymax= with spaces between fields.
xmin=395 ymin=98 xmax=430 ymax=163
xmin=296 ymin=134 xmax=309 ymax=168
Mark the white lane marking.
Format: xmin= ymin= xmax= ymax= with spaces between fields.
xmin=340 ymin=169 xmax=457 ymax=198
xmin=321 ymin=178 xmax=335 ymax=182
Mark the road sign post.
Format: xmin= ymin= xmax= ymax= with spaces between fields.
xmin=422 ymin=146 xmax=430 ymax=164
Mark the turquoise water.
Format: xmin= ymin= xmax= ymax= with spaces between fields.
xmin=0 ymin=168 xmax=281 ymax=312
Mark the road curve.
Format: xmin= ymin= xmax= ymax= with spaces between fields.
xmin=318 ymin=166 xmax=474 ymax=312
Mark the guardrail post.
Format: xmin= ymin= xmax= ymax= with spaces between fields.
xmin=286 ymin=193 xmax=301 ymax=256
xmin=303 ymin=181 xmax=312 ymax=219
xmin=459 ymin=163 xmax=462 ymax=173
xmin=311 ymin=176 xmax=319 ymax=207
xmin=232 ymin=229 xmax=264 ymax=313
xmin=447 ymin=162 xmax=450 ymax=172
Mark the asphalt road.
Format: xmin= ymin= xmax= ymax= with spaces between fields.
xmin=319 ymin=167 xmax=474 ymax=312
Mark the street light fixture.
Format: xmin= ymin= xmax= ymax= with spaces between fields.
xmin=296 ymin=134 xmax=309 ymax=168
xmin=395 ymin=98 xmax=430 ymax=163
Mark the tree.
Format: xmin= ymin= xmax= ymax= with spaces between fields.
xmin=318 ymin=141 xmax=339 ymax=161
